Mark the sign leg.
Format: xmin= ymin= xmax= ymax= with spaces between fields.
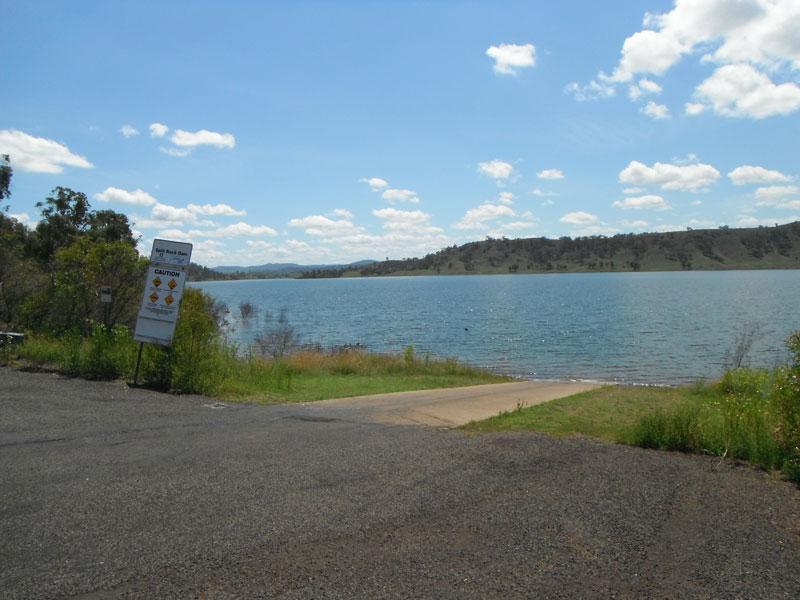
xmin=133 ymin=342 xmax=144 ymax=385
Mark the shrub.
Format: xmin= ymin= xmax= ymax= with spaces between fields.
xmin=717 ymin=368 xmax=769 ymax=396
xmin=60 ymin=330 xmax=83 ymax=377
xmin=139 ymin=288 xmax=227 ymax=394
xmin=16 ymin=335 xmax=63 ymax=368
xmin=629 ymin=330 xmax=800 ymax=483
xmin=253 ymin=309 xmax=299 ymax=360
xmin=629 ymin=402 xmax=703 ymax=453
xmin=80 ymin=324 xmax=135 ymax=380
xmin=404 ymin=345 xmax=415 ymax=370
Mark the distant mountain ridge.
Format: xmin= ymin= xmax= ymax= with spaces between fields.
xmin=212 ymin=259 xmax=376 ymax=274
xmin=331 ymin=221 xmax=800 ymax=278
xmin=188 ymin=223 xmax=800 ymax=281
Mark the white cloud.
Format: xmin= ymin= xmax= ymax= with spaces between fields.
xmin=187 ymin=203 xmax=246 ymax=217
xmin=159 ymin=146 xmax=191 ymax=157
xmin=496 ymin=220 xmax=538 ymax=232
xmin=565 ymin=80 xmax=615 ymax=101
xmin=149 ymin=123 xmax=169 ymax=138
xmin=171 ymin=129 xmax=236 ymax=149
xmin=151 ymin=202 xmax=197 ymax=224
xmin=684 ymin=102 xmax=706 ymax=115
xmin=728 ymin=165 xmax=792 ymax=185
xmin=754 ymin=185 xmax=800 ymax=207
xmin=574 ymin=225 xmax=619 ymax=237
xmin=621 ymin=219 xmax=649 ymax=229
xmin=498 ymin=192 xmax=514 ymax=205
xmin=641 ymin=101 xmax=672 ymax=119
xmin=372 ymin=208 xmax=443 ymax=234
xmin=331 ymin=208 xmax=353 ymax=219
xmin=243 ymin=239 xmax=333 ymax=264
xmin=381 ymin=188 xmax=420 ymax=204
xmin=191 ymin=222 xmax=277 ymax=238
xmin=0 ymin=129 xmax=93 ymax=174
xmin=95 ymin=187 xmax=157 ymax=206
xmin=571 ymin=0 xmax=800 ymax=118
xmin=453 ymin=203 xmax=515 ymax=230
xmin=9 ymin=212 xmax=33 ymax=227
xmin=155 ymin=228 xmax=191 ymax=240
xmin=560 ymin=211 xmax=598 ymax=225
xmin=360 ymin=177 xmax=389 ymax=191
xmin=119 ymin=125 xmax=139 ymax=138
xmin=531 ymin=188 xmax=557 ymax=198
xmin=288 ymin=214 xmax=362 ymax=237
xmin=613 ymin=194 xmax=671 ymax=210
xmin=737 ymin=214 xmax=800 ymax=227
xmin=692 ymin=63 xmax=800 ymax=118
xmin=619 ymin=159 xmax=720 ymax=192
xmin=540 ymin=198 xmax=555 ymax=207
xmin=478 ymin=159 xmax=514 ymax=180
xmin=629 ymin=78 xmax=663 ymax=100
xmin=189 ymin=239 xmax=227 ymax=263
xmin=622 ymin=187 xmax=644 ymax=194
xmin=486 ymin=43 xmax=536 ymax=76
xmin=537 ymin=168 xmax=565 ymax=180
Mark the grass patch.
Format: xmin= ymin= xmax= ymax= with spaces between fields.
xmin=463 ymin=385 xmax=707 ymax=442
xmin=216 ymin=349 xmax=508 ymax=403
xmin=6 ymin=331 xmax=508 ymax=403
xmin=465 ymin=368 xmax=800 ymax=484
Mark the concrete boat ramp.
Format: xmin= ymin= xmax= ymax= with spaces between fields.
xmin=303 ymin=380 xmax=601 ymax=427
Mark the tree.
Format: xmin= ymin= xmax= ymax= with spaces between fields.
xmin=32 ymin=187 xmax=136 ymax=264
xmin=33 ymin=187 xmax=93 ymax=263
xmin=0 ymin=213 xmax=41 ymax=327
xmin=20 ymin=238 xmax=147 ymax=334
xmin=88 ymin=210 xmax=137 ymax=245
xmin=0 ymin=155 xmax=11 ymax=209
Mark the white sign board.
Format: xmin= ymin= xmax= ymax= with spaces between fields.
xmin=150 ymin=239 xmax=192 ymax=268
xmin=137 ymin=266 xmax=186 ymax=322
xmin=134 ymin=239 xmax=192 ymax=346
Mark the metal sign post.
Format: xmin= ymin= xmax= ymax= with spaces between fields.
xmin=132 ymin=239 xmax=193 ymax=385
xmin=99 ymin=286 xmax=112 ymax=328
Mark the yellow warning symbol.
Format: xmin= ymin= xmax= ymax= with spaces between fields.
xmin=168 ymin=278 xmax=177 ymax=290
xmin=152 ymin=276 xmax=162 ymax=287
xmin=149 ymin=292 xmax=159 ymax=303
xmin=165 ymin=294 xmax=174 ymax=306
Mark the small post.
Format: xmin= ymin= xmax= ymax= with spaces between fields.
xmin=133 ymin=342 xmax=144 ymax=385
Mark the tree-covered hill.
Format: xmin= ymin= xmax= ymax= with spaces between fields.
xmin=349 ymin=222 xmax=800 ymax=277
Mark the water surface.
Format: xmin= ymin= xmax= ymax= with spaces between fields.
xmin=191 ymin=270 xmax=800 ymax=384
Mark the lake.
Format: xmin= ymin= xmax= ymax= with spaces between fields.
xmin=190 ymin=270 xmax=800 ymax=384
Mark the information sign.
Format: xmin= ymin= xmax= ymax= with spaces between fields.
xmin=134 ymin=239 xmax=192 ymax=346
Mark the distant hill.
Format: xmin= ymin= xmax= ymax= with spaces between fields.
xmin=213 ymin=259 xmax=375 ymax=275
xmin=304 ymin=222 xmax=800 ymax=278
xmin=186 ymin=259 xmax=377 ymax=281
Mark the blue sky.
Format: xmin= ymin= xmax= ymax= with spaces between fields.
xmin=3 ymin=0 xmax=799 ymax=266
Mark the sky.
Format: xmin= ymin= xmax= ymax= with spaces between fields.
xmin=2 ymin=0 xmax=799 ymax=267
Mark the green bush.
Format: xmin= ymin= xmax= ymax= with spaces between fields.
xmin=16 ymin=335 xmax=63 ymax=368
xmin=139 ymin=288 xmax=228 ymax=394
xmin=79 ymin=324 xmax=136 ymax=380
xmin=60 ymin=330 xmax=83 ymax=377
xmin=718 ymin=367 xmax=769 ymax=396
xmin=629 ymin=331 xmax=800 ymax=482
xmin=629 ymin=401 xmax=703 ymax=452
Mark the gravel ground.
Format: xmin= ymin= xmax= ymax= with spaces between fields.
xmin=1 ymin=367 xmax=799 ymax=599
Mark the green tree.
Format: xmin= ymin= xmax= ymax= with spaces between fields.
xmin=0 ymin=155 xmax=11 ymax=209
xmin=33 ymin=187 xmax=93 ymax=263
xmin=31 ymin=187 xmax=137 ymax=265
xmin=88 ymin=209 xmax=137 ymax=245
xmin=24 ymin=237 xmax=147 ymax=333
xmin=0 ymin=213 xmax=42 ymax=327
